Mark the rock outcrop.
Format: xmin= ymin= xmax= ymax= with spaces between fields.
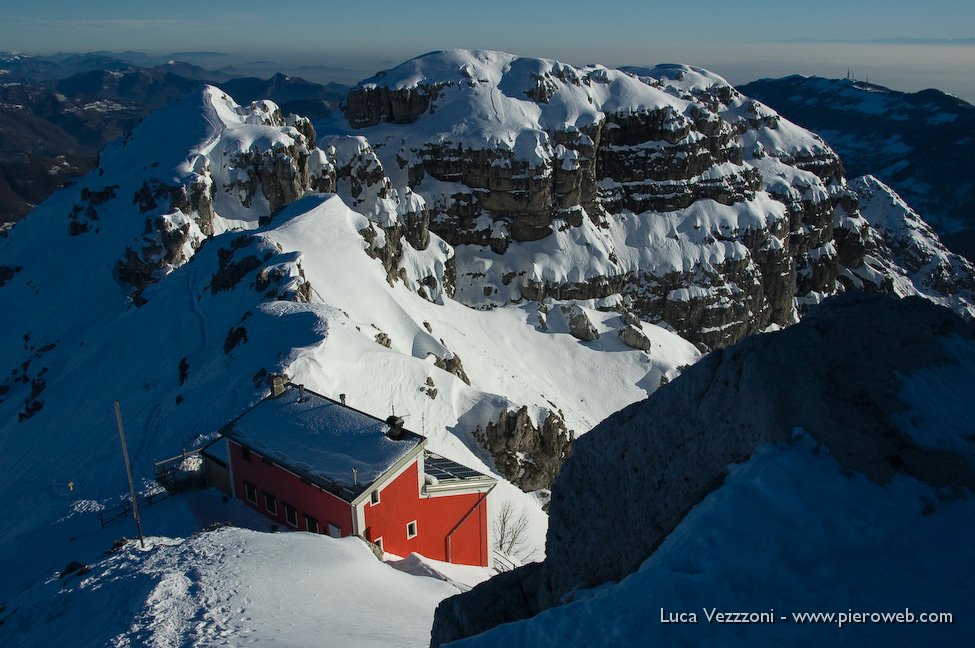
xmin=431 ymin=293 xmax=975 ymax=645
xmin=566 ymin=305 xmax=599 ymax=341
xmin=841 ymin=175 xmax=975 ymax=319
xmin=618 ymin=323 xmax=652 ymax=352
xmin=328 ymin=135 xmax=455 ymax=303
xmin=114 ymin=88 xmax=335 ymax=293
xmin=475 ymin=406 xmax=572 ymax=491
xmin=739 ymin=75 xmax=975 ymax=261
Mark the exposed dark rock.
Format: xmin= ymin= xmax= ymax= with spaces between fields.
xmin=223 ymin=326 xmax=248 ymax=355
xmin=619 ymin=324 xmax=652 ymax=352
xmin=476 ymin=406 xmax=572 ymax=491
xmin=178 ymin=357 xmax=189 ymax=386
xmin=421 ymin=376 xmax=438 ymax=400
xmin=565 ymin=306 xmax=598 ymax=341
xmin=431 ymin=563 xmax=545 ymax=648
xmin=210 ymin=245 xmax=266 ymax=295
xmin=0 ymin=265 xmax=22 ymax=288
xmin=433 ymin=352 xmax=470 ymax=385
xmin=344 ymin=82 xmax=448 ymax=127
xmin=59 ymin=560 xmax=90 ymax=578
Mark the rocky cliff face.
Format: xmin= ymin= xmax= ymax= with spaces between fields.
xmin=842 ymin=175 xmax=975 ymax=319
xmin=475 ymin=406 xmax=571 ymax=492
xmin=738 ymin=75 xmax=975 ymax=261
xmin=74 ymin=87 xmax=449 ymax=311
xmin=431 ymin=294 xmax=975 ymax=645
xmin=327 ymin=51 xmax=975 ymax=493
xmin=93 ymin=89 xmax=336 ymax=295
xmin=336 ymin=52 xmax=906 ymax=352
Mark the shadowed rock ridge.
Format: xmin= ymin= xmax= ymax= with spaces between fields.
xmin=431 ymin=293 xmax=975 ymax=646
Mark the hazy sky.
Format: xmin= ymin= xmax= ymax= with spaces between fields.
xmin=1 ymin=0 xmax=973 ymax=99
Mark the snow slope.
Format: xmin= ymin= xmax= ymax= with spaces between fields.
xmin=0 ymin=81 xmax=698 ymax=613
xmin=450 ymin=433 xmax=975 ymax=647
xmin=1 ymin=528 xmax=466 ymax=648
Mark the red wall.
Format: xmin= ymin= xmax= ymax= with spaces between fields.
xmin=229 ymin=440 xmax=489 ymax=566
xmin=228 ymin=440 xmax=354 ymax=536
xmin=363 ymin=461 xmax=489 ymax=566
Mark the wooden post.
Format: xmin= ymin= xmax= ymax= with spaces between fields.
xmin=113 ymin=401 xmax=145 ymax=548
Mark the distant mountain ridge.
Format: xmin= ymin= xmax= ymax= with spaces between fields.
xmin=0 ymin=57 xmax=346 ymax=223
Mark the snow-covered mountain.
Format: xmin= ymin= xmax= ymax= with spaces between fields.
xmin=739 ymin=75 xmax=975 ymax=261
xmin=0 ymin=75 xmax=698 ymax=610
xmin=433 ymin=294 xmax=975 ymax=646
xmin=845 ymin=175 xmax=975 ymax=317
xmin=323 ymin=51 xmax=973 ymax=350
xmin=1 ymin=49 xmax=972 ymax=646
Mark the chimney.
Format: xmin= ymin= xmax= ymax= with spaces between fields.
xmin=270 ymin=374 xmax=287 ymax=397
xmin=339 ymin=393 xmax=347 ymax=406
xmin=385 ymin=415 xmax=405 ymax=440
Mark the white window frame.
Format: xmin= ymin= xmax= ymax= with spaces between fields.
xmin=263 ymin=492 xmax=277 ymax=514
xmin=374 ymin=536 xmax=384 ymax=552
xmin=406 ymin=520 xmax=418 ymax=539
xmin=370 ymin=489 xmax=381 ymax=505
xmin=305 ymin=514 xmax=319 ymax=533
xmin=244 ymin=482 xmax=258 ymax=505
xmin=284 ymin=503 xmax=298 ymax=527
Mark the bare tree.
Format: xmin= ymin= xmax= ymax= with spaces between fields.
xmin=492 ymin=500 xmax=531 ymax=565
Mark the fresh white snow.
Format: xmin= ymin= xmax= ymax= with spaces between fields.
xmin=2 ymin=527 xmax=464 ymax=648
xmin=452 ymin=432 xmax=975 ymax=647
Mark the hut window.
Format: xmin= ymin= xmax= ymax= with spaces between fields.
xmin=305 ymin=515 xmax=319 ymax=533
xmin=263 ymin=492 xmax=277 ymax=514
xmin=244 ymin=482 xmax=257 ymax=504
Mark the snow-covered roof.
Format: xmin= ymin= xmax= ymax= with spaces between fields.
xmin=221 ymin=384 xmax=424 ymax=499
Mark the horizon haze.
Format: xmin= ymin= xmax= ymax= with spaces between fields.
xmin=0 ymin=1 xmax=973 ymax=101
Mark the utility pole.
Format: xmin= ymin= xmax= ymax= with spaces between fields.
xmin=114 ymin=401 xmax=145 ymax=548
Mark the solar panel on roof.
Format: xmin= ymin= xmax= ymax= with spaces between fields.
xmin=425 ymin=454 xmax=490 ymax=482
xmin=427 ymin=466 xmax=454 ymax=480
